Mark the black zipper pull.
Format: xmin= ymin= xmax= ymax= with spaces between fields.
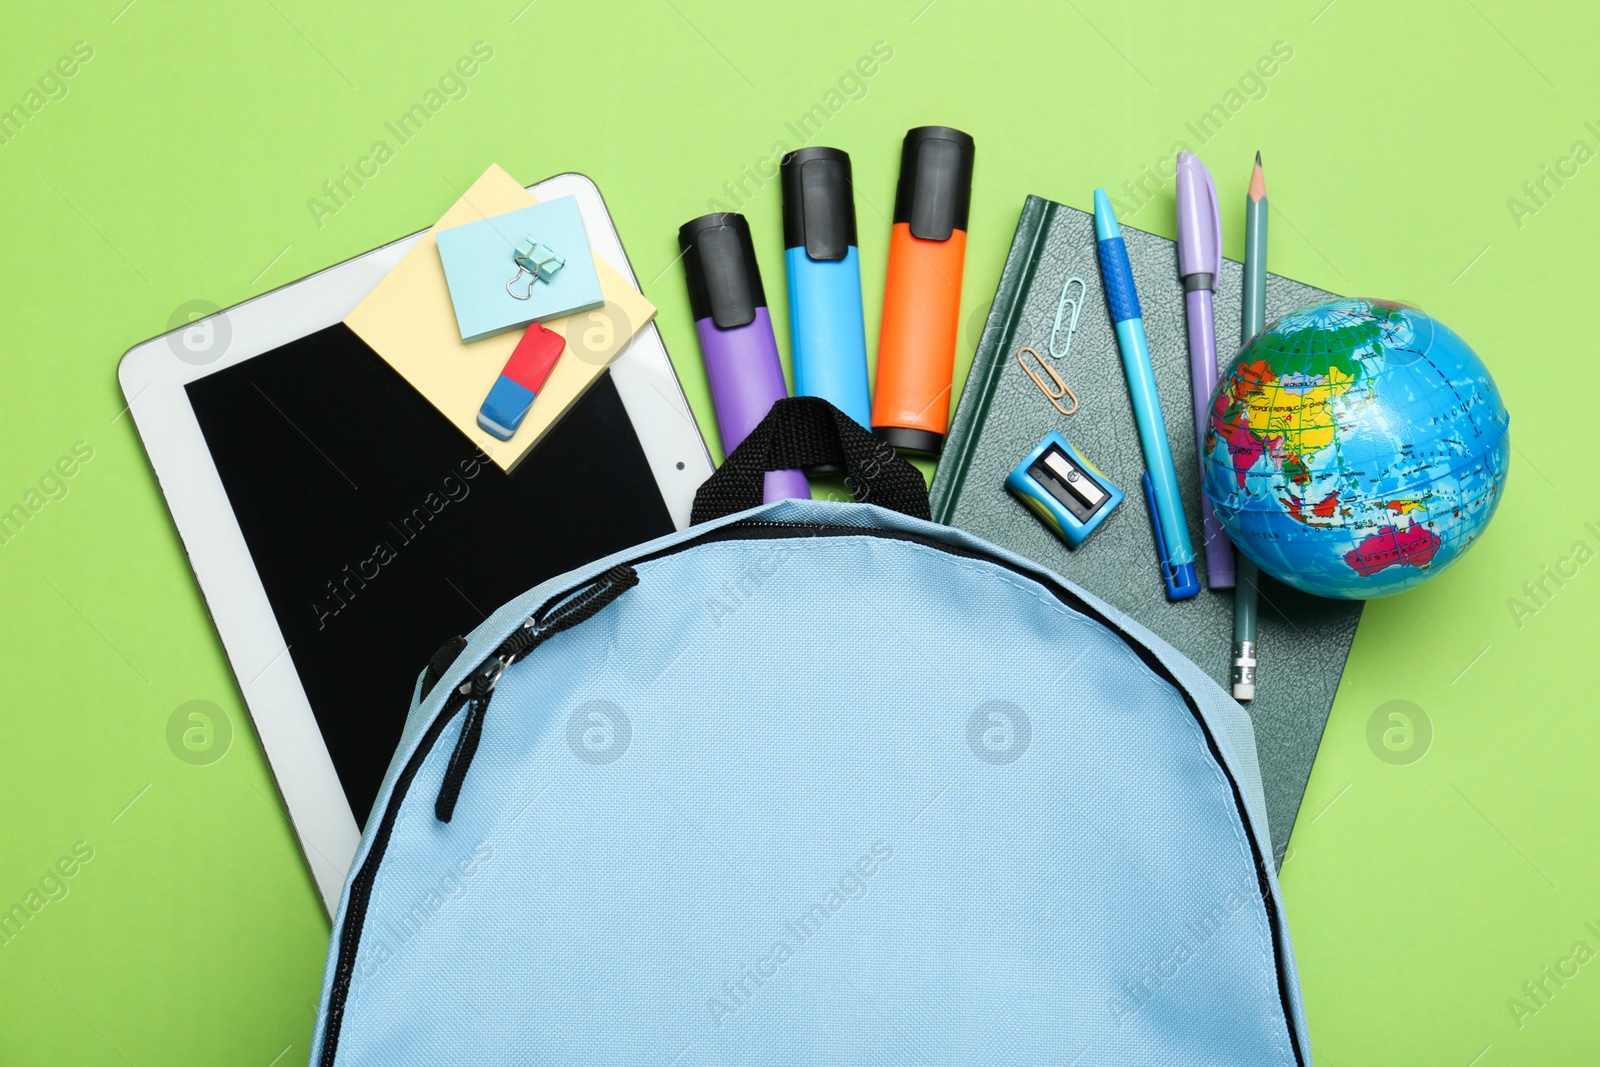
xmin=433 ymin=564 xmax=639 ymax=823
xmin=420 ymin=635 xmax=469 ymax=699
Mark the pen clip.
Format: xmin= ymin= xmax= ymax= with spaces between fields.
xmin=1141 ymin=473 xmax=1175 ymax=593
xmin=1203 ymin=175 xmax=1222 ymax=278
xmin=1141 ymin=472 xmax=1200 ymax=601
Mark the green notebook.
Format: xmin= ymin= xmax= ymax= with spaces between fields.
xmin=932 ymin=195 xmax=1361 ymax=866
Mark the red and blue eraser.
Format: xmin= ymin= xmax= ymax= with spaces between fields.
xmin=477 ymin=322 xmax=566 ymax=440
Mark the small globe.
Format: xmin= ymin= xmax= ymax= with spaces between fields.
xmin=1202 ymin=298 xmax=1510 ymax=599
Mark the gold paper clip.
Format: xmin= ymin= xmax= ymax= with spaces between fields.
xmin=1017 ymin=345 xmax=1078 ymax=416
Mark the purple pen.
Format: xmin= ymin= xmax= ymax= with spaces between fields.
xmin=1175 ymin=153 xmax=1236 ymax=589
xmin=679 ymin=213 xmax=810 ymax=504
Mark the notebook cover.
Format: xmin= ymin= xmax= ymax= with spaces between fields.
xmin=932 ymin=194 xmax=1362 ymax=866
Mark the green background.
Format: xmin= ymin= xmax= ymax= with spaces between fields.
xmin=1 ymin=0 xmax=1594 ymax=1063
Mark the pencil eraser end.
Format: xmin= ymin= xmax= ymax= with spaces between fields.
xmin=1232 ymin=682 xmax=1256 ymax=702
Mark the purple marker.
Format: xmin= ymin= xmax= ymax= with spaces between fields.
xmin=1175 ymin=152 xmax=1235 ymax=590
xmin=678 ymin=213 xmax=809 ymax=504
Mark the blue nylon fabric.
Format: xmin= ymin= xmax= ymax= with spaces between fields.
xmin=311 ymin=499 xmax=1309 ymax=1065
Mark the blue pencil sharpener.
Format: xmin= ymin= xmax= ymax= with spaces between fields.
xmin=1005 ymin=431 xmax=1124 ymax=548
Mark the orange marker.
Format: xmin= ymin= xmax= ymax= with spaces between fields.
xmin=871 ymin=126 xmax=975 ymax=457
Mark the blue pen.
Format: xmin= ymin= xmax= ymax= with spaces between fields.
xmin=1093 ymin=189 xmax=1200 ymax=600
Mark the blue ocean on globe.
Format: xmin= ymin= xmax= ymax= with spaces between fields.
xmin=1201 ymin=298 xmax=1510 ymax=599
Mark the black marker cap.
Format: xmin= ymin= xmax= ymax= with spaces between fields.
xmin=874 ymin=426 xmax=943 ymax=457
xmin=780 ymin=147 xmax=857 ymax=261
xmin=891 ymin=126 xmax=975 ymax=241
xmin=678 ymin=213 xmax=767 ymax=329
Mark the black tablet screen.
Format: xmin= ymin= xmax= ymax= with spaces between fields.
xmin=186 ymin=324 xmax=676 ymax=825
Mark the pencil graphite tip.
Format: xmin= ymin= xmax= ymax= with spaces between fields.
xmin=1248 ymin=153 xmax=1266 ymax=202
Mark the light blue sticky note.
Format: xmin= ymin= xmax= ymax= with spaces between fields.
xmin=435 ymin=196 xmax=604 ymax=343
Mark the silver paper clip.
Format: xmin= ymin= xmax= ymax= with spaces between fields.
xmin=1049 ymin=275 xmax=1085 ymax=361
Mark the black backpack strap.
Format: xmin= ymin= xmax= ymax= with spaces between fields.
xmin=690 ymin=397 xmax=931 ymax=524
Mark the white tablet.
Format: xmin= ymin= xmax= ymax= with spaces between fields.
xmin=119 ymin=174 xmax=712 ymax=913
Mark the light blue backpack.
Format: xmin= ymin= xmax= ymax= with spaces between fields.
xmin=310 ymin=399 xmax=1312 ymax=1066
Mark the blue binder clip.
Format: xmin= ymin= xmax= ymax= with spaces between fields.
xmin=507 ymin=238 xmax=565 ymax=300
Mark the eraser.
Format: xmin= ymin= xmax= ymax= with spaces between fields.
xmin=477 ymin=323 xmax=566 ymax=440
xmin=503 ymin=321 xmax=566 ymax=394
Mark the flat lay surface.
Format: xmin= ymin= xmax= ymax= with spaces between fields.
xmin=1 ymin=1 xmax=1596 ymax=1063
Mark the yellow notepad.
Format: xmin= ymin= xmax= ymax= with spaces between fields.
xmin=346 ymin=165 xmax=656 ymax=471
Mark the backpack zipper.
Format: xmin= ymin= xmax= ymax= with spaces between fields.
xmin=317 ymin=522 xmax=1304 ymax=1067
xmin=433 ymin=563 xmax=641 ymax=823
xmin=317 ymin=563 xmax=638 ymax=1066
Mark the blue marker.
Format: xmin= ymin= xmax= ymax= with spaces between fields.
xmin=781 ymin=147 xmax=872 ymax=468
xmin=1093 ymin=188 xmax=1200 ymax=600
